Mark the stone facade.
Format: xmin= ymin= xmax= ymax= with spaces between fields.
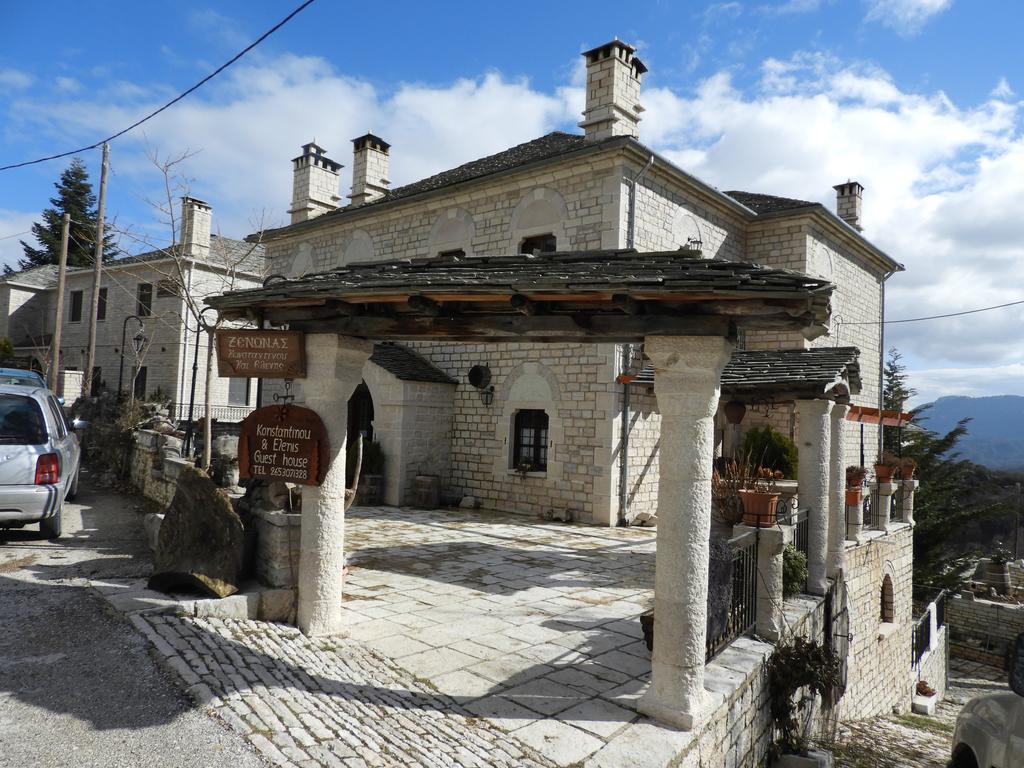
xmin=129 ymin=429 xmax=192 ymax=508
xmin=840 ymin=525 xmax=915 ymax=720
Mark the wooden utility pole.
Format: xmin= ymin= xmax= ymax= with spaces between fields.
xmin=49 ymin=213 xmax=70 ymax=392
xmin=83 ymin=142 xmax=109 ymax=398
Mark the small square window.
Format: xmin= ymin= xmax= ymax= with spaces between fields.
xmin=157 ymin=279 xmax=180 ymax=298
xmin=513 ymin=409 xmax=549 ymax=472
xmin=519 ymin=234 xmax=556 ymax=256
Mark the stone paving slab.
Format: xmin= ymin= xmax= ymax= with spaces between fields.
xmin=131 ymin=612 xmax=561 ymax=768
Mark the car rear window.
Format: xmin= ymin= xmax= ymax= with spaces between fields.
xmin=0 ymin=395 xmax=47 ymax=445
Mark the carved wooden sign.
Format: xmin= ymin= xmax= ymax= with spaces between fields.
xmin=238 ymin=405 xmax=329 ymax=486
xmin=216 ymin=329 xmax=306 ymax=378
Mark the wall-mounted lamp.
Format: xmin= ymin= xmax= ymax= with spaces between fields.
xmin=480 ymin=386 xmax=495 ymax=407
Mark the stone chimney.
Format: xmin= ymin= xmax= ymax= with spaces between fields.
xmin=180 ymin=196 xmax=211 ymax=259
xmin=288 ymin=142 xmax=342 ymax=224
xmin=348 ymin=133 xmax=391 ymax=206
xmin=833 ymin=181 xmax=864 ymax=231
xmin=578 ymin=39 xmax=647 ymax=141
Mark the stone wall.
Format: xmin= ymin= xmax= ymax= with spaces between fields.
xmin=252 ymin=508 xmax=301 ymax=588
xmin=840 ymin=525 xmax=915 ymax=720
xmin=129 ymin=429 xmax=191 ymax=508
xmin=404 ymin=341 xmax=619 ymax=525
xmin=947 ymin=593 xmax=1024 ymax=669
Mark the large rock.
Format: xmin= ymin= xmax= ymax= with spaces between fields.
xmin=148 ymin=464 xmax=244 ymax=598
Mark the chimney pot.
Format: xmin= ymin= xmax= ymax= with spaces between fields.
xmin=832 ymin=181 xmax=864 ymax=231
xmin=578 ymin=39 xmax=645 ymax=142
xmin=180 ymin=196 xmax=211 ymax=259
xmin=348 ymin=133 xmax=391 ymax=207
xmin=289 ymin=142 xmax=342 ymax=224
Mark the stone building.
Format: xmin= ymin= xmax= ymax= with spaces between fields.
xmin=216 ymin=37 xmax=922 ymax=754
xmin=0 ymin=197 xmax=265 ymax=418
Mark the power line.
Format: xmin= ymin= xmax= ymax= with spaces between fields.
xmin=837 ymin=297 xmax=1024 ymax=326
xmin=0 ymin=0 xmax=317 ymax=172
xmin=0 ymin=229 xmax=31 ymax=242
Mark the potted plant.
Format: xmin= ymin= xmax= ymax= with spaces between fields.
xmin=873 ymin=450 xmax=900 ymax=482
xmin=768 ymin=637 xmax=841 ymax=766
xmin=355 ymin=440 xmax=386 ymax=505
xmin=742 ymin=426 xmax=799 ymax=479
xmin=739 ymin=466 xmax=784 ymax=528
xmin=712 ymin=458 xmax=753 ymax=537
xmin=900 ymin=456 xmax=917 ymax=480
xmin=845 ymin=465 xmax=867 ymax=506
xmin=783 ymin=544 xmax=808 ymax=598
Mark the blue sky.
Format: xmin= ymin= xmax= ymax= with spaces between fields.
xmin=1 ymin=0 xmax=1022 ymax=404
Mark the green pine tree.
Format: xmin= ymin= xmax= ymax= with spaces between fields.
xmin=17 ymin=158 xmax=116 ymax=271
xmin=882 ymin=347 xmax=916 ymax=454
xmin=884 ymin=348 xmax=1013 ymax=585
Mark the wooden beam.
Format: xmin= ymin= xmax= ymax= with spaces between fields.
xmin=407 ymin=295 xmax=442 ymax=316
xmin=612 ymin=294 xmax=645 ymax=315
xmin=282 ymin=313 xmax=732 ymax=342
xmin=510 ymin=294 xmax=538 ymax=316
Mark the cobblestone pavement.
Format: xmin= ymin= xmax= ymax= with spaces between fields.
xmin=832 ymin=658 xmax=1007 ymax=767
xmin=342 ymin=507 xmax=660 ymax=764
xmin=131 ymin=612 xmax=560 ymax=768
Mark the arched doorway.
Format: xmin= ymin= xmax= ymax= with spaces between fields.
xmin=346 ymin=382 xmax=374 ymax=485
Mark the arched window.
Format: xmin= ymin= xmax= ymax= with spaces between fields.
xmin=880 ymin=574 xmax=894 ymax=623
xmin=519 ymin=233 xmax=557 ymax=255
xmin=513 ymin=409 xmax=548 ymax=472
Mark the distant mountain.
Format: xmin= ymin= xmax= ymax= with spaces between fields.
xmin=916 ymin=395 xmax=1024 ymax=471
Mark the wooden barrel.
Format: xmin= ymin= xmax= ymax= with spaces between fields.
xmin=413 ymin=475 xmax=440 ymax=509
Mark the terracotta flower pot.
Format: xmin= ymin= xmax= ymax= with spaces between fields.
xmin=874 ymin=463 xmax=895 ymax=482
xmin=739 ymin=490 xmax=780 ymax=528
xmin=845 ymin=487 xmax=863 ymax=506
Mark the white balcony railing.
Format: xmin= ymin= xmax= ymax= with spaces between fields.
xmin=168 ymin=402 xmax=254 ymax=423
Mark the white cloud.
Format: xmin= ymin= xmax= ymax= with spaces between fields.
xmin=907 ymin=363 xmax=1024 ymax=406
xmin=764 ymin=0 xmax=824 ymax=14
xmin=991 ymin=77 xmax=1014 ymax=99
xmin=55 ymin=77 xmax=80 ymax=93
xmin=0 ymin=69 xmax=33 ymax=90
xmin=865 ymin=0 xmax=953 ymax=35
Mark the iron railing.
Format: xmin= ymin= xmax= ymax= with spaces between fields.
xmin=891 ymin=487 xmax=905 ymax=522
xmin=912 ymin=612 xmax=931 ymax=667
xmin=776 ymin=497 xmax=809 ymax=558
xmin=169 ymin=402 xmax=254 ymax=423
xmin=706 ymin=529 xmax=758 ymax=662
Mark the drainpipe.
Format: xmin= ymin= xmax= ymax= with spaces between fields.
xmin=618 ymin=155 xmax=655 ymax=525
xmin=878 ymin=269 xmax=896 ymax=461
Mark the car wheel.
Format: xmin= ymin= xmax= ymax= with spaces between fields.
xmin=40 ymin=507 xmax=62 ymax=539
xmin=66 ymin=466 xmax=80 ymax=501
xmin=951 ymin=745 xmax=979 ymax=768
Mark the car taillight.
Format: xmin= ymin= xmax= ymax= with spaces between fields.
xmin=35 ymin=453 xmax=59 ymax=485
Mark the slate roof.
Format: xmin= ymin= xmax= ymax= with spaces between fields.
xmin=370 ymin=343 xmax=457 ymax=384
xmin=327 ymin=132 xmax=594 ymax=217
xmin=0 ymin=265 xmax=59 ymax=288
xmin=108 ymin=235 xmax=266 ymax=275
xmin=723 ymin=191 xmax=819 ymax=215
xmin=630 ymin=346 xmax=861 ymax=398
xmin=211 ymin=248 xmax=832 ymax=308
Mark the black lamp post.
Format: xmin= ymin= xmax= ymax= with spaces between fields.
xmin=118 ymin=315 xmax=145 ymax=396
xmin=182 ymin=307 xmax=219 ymax=458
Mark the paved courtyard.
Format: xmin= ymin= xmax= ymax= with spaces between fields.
xmin=342 ymin=506 xmax=659 ymax=764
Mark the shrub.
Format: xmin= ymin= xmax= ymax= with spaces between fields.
xmin=783 ymin=544 xmax=808 ymax=598
xmin=742 ymin=426 xmax=798 ymax=479
xmin=361 ymin=440 xmax=386 ymax=476
xmin=768 ymin=637 xmax=841 ymax=758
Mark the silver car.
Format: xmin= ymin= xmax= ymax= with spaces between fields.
xmin=0 ymin=385 xmax=81 ymax=538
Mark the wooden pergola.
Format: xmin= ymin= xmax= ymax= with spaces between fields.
xmin=207 ymin=248 xmax=834 ymax=731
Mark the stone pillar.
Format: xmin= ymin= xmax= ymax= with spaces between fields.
xmin=846 ymin=496 xmax=864 ymax=542
xmin=735 ymin=523 xmax=791 ymax=642
xmin=297 ymin=334 xmax=372 ymax=636
xmin=872 ymin=481 xmax=897 ymax=530
xmin=796 ymin=399 xmax=831 ymax=596
xmin=637 ymin=336 xmax=733 ymax=731
xmin=901 ymin=479 xmax=919 ymax=526
xmin=828 ymin=402 xmax=850 ymax=578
